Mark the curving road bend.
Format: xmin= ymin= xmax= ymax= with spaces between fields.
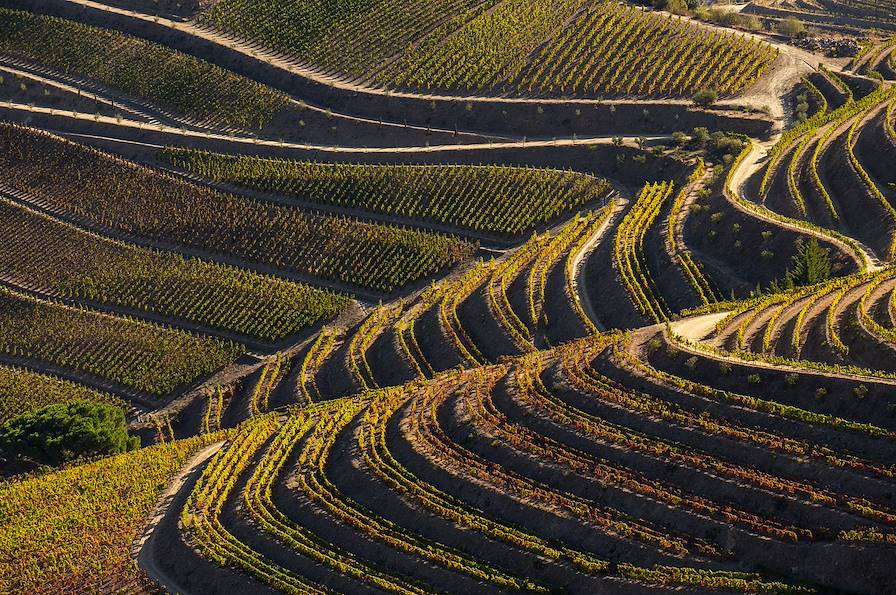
xmin=134 ymin=440 xmax=228 ymax=595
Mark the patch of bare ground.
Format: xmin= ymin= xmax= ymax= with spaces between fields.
xmin=366 ymin=328 xmax=416 ymax=389
xmin=161 ymin=390 xmax=212 ymax=440
xmin=793 ymin=139 xmax=841 ymax=228
xmin=743 ymin=302 xmax=786 ymax=353
xmin=130 ymin=352 xmax=264 ymax=431
xmin=505 ymin=266 xmax=535 ymax=340
xmin=798 ymin=294 xmax=849 ymax=364
xmin=838 ymin=293 xmax=896 ymax=373
xmin=770 ymin=295 xmax=817 ymax=359
xmin=838 ymin=71 xmax=880 ymax=99
xmin=414 ymin=304 xmax=467 ymax=374
xmin=645 ymin=188 xmax=702 ymax=315
xmin=267 ymin=348 xmax=311 ymax=410
xmin=714 ymin=309 xmax=758 ymax=352
xmin=809 ymin=71 xmax=850 ymax=111
xmin=878 ymin=56 xmax=896 ymax=80
xmin=762 ymin=145 xmax=803 ymax=218
xmin=312 ymin=331 xmax=360 ymax=400
xmin=867 ymin=278 xmax=896 ymax=328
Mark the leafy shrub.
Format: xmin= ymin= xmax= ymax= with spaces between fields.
xmin=777 ymin=17 xmax=805 ymax=37
xmin=693 ymin=88 xmax=718 ymax=108
xmin=691 ymin=127 xmax=711 ymax=145
xmin=0 ymin=401 xmax=138 ymax=467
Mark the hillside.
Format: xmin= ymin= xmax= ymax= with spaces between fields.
xmin=202 ymin=0 xmax=777 ymax=98
xmin=0 ymin=0 xmax=894 ymax=593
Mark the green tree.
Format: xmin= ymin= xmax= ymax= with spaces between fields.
xmin=0 ymin=401 xmax=138 ymax=467
xmin=785 ymin=238 xmax=831 ymax=288
xmin=691 ymin=126 xmax=711 ymax=145
xmin=693 ymin=88 xmax=718 ymax=108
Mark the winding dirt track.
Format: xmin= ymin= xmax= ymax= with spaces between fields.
xmin=134 ymin=441 xmax=226 ymax=595
xmin=569 ymin=200 xmax=628 ymax=333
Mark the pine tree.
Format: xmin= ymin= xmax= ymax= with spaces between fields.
xmin=785 ymin=238 xmax=831 ymax=288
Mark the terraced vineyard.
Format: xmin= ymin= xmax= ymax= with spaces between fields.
xmin=693 ymin=266 xmax=896 ymax=377
xmin=0 ymin=285 xmax=241 ymax=396
xmin=754 ymin=0 xmax=896 ymax=27
xmin=0 ymin=9 xmax=288 ymax=128
xmin=204 ymin=0 xmax=777 ymax=97
xmin=759 ymin=83 xmax=896 ymax=262
xmin=0 ymin=432 xmax=227 ymax=594
xmin=0 ymin=124 xmax=476 ymax=294
xmin=161 ymin=334 xmax=896 ymax=593
xmin=1 ymin=1 xmax=894 ymax=593
xmin=0 ymin=365 xmax=123 ymax=423
xmin=161 ymin=148 xmax=614 ymax=236
xmin=0 ymin=194 xmax=351 ymax=343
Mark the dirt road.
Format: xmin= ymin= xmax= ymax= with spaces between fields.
xmin=671 ymin=312 xmax=732 ymax=341
xmin=134 ymin=440 xmax=226 ymax=594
